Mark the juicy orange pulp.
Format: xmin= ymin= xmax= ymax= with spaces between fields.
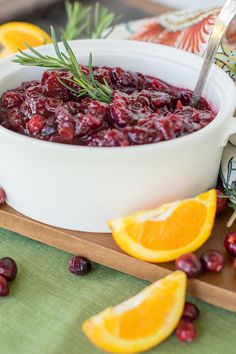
xmin=126 ymin=200 xmax=206 ymax=251
xmin=0 ymin=22 xmax=51 ymax=58
xmin=83 ymin=271 xmax=187 ymax=353
xmin=109 ymin=190 xmax=216 ymax=262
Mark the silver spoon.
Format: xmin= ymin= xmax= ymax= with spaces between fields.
xmin=190 ymin=0 xmax=236 ymax=107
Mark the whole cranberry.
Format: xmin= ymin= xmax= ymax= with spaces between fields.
xmin=233 ymin=258 xmax=236 ymax=271
xmin=224 ymin=233 xmax=236 ymax=257
xmin=58 ymin=125 xmax=74 ymax=142
xmin=175 ymin=320 xmax=197 ymax=343
xmin=27 ymin=115 xmax=45 ymax=135
xmin=0 ymin=257 xmax=18 ymax=281
xmin=201 ymin=250 xmax=225 ymax=273
xmin=216 ymin=190 xmax=228 ymax=215
xmin=2 ymin=91 xmax=23 ymax=109
xmin=182 ymin=302 xmax=200 ymax=322
xmin=175 ymin=254 xmax=202 ymax=278
xmin=68 ymin=256 xmax=92 ymax=276
xmin=0 ymin=187 xmax=6 ymax=204
xmin=0 ymin=275 xmax=9 ymax=296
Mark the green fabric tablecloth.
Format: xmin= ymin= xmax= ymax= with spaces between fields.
xmin=0 ymin=228 xmax=236 ymax=354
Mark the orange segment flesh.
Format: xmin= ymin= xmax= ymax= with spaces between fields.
xmin=109 ymin=190 xmax=216 ymax=262
xmin=0 ymin=22 xmax=51 ymax=58
xmin=83 ymin=271 xmax=187 ymax=354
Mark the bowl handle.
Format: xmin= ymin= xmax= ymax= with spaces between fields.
xmin=221 ymin=117 xmax=236 ymax=147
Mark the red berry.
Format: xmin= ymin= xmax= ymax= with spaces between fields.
xmin=182 ymin=302 xmax=200 ymax=321
xmin=7 ymin=107 xmax=24 ymax=129
xmin=68 ymin=256 xmax=92 ymax=276
xmin=175 ymin=320 xmax=197 ymax=343
xmin=0 ymin=67 xmax=216 ymax=147
xmin=0 ymin=275 xmax=9 ymax=296
xmin=88 ymin=129 xmax=129 ymax=147
xmin=2 ymin=91 xmax=23 ymax=108
xmin=44 ymin=75 xmax=70 ymax=100
xmin=58 ymin=125 xmax=74 ymax=142
xmin=27 ymin=115 xmax=45 ymax=135
xmin=175 ymin=253 xmax=202 ymax=278
xmin=224 ymin=233 xmax=236 ymax=257
xmin=216 ymin=190 xmax=228 ymax=215
xmin=176 ymin=100 xmax=183 ymax=110
xmin=201 ymin=250 xmax=225 ymax=273
xmin=0 ymin=257 xmax=18 ymax=281
xmin=0 ymin=187 xmax=6 ymax=204
xmin=74 ymin=113 xmax=102 ymax=137
xmin=25 ymin=85 xmax=44 ymax=98
xmin=233 ymin=258 xmax=236 ymax=271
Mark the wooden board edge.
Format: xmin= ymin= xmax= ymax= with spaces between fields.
xmin=0 ymin=208 xmax=235 ymax=313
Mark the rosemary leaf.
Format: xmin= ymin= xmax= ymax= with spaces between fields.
xmin=62 ymin=1 xmax=92 ymax=41
xmin=61 ymin=1 xmax=120 ymax=40
xmin=13 ymin=27 xmax=113 ymax=104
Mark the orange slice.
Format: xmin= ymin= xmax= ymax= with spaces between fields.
xmin=0 ymin=22 xmax=51 ymax=58
xmin=83 ymin=271 xmax=186 ymax=354
xmin=109 ymin=190 xmax=216 ymax=263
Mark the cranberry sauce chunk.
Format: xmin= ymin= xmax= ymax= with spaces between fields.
xmin=0 ymin=67 xmax=215 ymax=147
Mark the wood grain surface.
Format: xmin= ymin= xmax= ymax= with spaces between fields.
xmin=0 ymin=204 xmax=235 ymax=312
xmin=0 ymin=0 xmax=60 ymax=22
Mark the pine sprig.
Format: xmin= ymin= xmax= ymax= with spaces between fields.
xmin=13 ymin=27 xmax=113 ymax=103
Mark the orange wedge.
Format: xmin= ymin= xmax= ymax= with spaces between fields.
xmin=109 ymin=190 xmax=216 ymax=263
xmin=83 ymin=271 xmax=186 ymax=354
xmin=0 ymin=22 xmax=51 ymax=58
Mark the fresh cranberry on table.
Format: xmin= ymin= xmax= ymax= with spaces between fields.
xmin=175 ymin=320 xmax=197 ymax=343
xmin=224 ymin=233 xmax=236 ymax=257
xmin=182 ymin=302 xmax=200 ymax=322
xmin=175 ymin=253 xmax=202 ymax=278
xmin=0 ymin=257 xmax=18 ymax=281
xmin=0 ymin=275 xmax=9 ymax=296
xmin=0 ymin=187 xmax=6 ymax=204
xmin=68 ymin=256 xmax=92 ymax=276
xmin=201 ymin=250 xmax=225 ymax=273
xmin=216 ymin=190 xmax=228 ymax=215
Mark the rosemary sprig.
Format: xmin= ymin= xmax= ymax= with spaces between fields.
xmin=220 ymin=157 xmax=236 ymax=227
xmin=91 ymin=3 xmax=121 ymax=39
xmin=62 ymin=1 xmax=91 ymax=41
xmin=61 ymin=1 xmax=120 ymax=40
xmin=13 ymin=27 xmax=113 ymax=103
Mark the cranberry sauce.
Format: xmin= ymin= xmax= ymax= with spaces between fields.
xmin=0 ymin=67 xmax=215 ymax=147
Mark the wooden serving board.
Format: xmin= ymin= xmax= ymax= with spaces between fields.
xmin=0 ymin=204 xmax=235 ymax=312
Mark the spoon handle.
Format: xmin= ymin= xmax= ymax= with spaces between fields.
xmin=190 ymin=0 xmax=236 ymax=107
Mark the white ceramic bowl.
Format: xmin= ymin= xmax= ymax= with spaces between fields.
xmin=0 ymin=40 xmax=235 ymax=232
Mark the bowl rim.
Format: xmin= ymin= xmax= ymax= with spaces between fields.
xmin=0 ymin=39 xmax=235 ymax=154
